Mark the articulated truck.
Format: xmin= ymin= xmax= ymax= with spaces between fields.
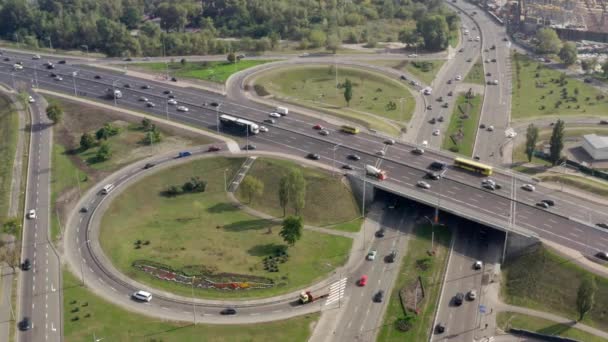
xmin=365 ymin=165 xmax=387 ymax=180
xmin=299 ymin=291 xmax=328 ymax=304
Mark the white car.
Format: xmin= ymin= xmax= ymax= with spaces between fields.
xmin=455 ymin=75 xmax=462 ymax=81
xmin=467 ymin=289 xmax=477 ymax=300
xmin=32 ymin=54 xmax=41 ymax=60
xmin=473 ymin=260 xmax=483 ymax=270
xmin=167 ymin=99 xmax=177 ymax=105
xmin=432 ymin=129 xmax=440 ymax=136
xmin=408 ymin=53 xmax=418 ymax=58
xmin=367 ymin=250 xmax=377 ymax=261
xmin=417 ymin=181 xmax=431 ymax=189
xmin=475 ymin=36 xmax=480 ymax=41
xmin=28 ymin=96 xmax=35 ymax=103
xmin=319 ymin=129 xmax=329 ymax=136
xmin=27 ymin=209 xmax=36 ymax=219
xmin=269 ymin=112 xmax=281 ymax=118
xmin=522 ymin=184 xmax=536 ymax=192
xmin=376 ymin=150 xmax=385 ymax=156
xmin=487 ymin=125 xmax=495 ymax=132
xmin=176 ymin=105 xmax=189 ymax=112
xmin=55 ymin=76 xmax=63 ymax=81
xmin=259 ymin=126 xmax=268 ymax=132
xmin=13 ymin=64 xmax=23 ymax=70
xmin=139 ymin=96 xmax=148 ymax=102
xmin=132 ymin=290 xmax=152 ymax=302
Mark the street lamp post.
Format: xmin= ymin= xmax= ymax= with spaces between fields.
xmin=165 ymin=100 xmax=169 ymax=121
xmin=72 ymin=71 xmax=78 ymax=96
xmin=332 ymin=143 xmax=342 ymax=176
xmin=112 ymin=80 xmax=118 ymax=106
xmin=216 ymin=103 xmax=222 ymax=133
xmin=191 ymin=276 xmax=197 ymax=325
xmin=423 ymin=216 xmax=435 ymax=252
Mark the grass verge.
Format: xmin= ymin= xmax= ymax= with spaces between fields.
xmin=126 ymin=60 xmax=274 ymax=83
xmin=464 ymin=58 xmax=485 ymax=85
xmin=327 ymin=217 xmax=364 ymax=233
xmin=512 ymin=52 xmax=608 ymax=120
xmin=364 ymin=59 xmax=446 ymax=85
xmin=442 ymin=92 xmax=483 ymax=156
xmin=497 ymin=312 xmax=607 ymax=342
xmin=254 ymin=65 xmax=414 ymax=136
xmin=235 ymin=158 xmax=360 ymax=226
xmin=99 ymin=157 xmax=353 ymax=299
xmin=502 ymin=245 xmax=608 ymax=330
xmin=0 ymin=94 xmax=18 ymax=220
xmin=377 ymin=223 xmax=452 ymax=342
xmin=539 ymin=174 xmax=608 ymax=197
xmin=63 ymin=270 xmax=319 ymax=342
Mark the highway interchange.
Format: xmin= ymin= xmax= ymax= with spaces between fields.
xmin=3 ymin=0 xmax=608 ymax=341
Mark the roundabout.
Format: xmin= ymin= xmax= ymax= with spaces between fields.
xmin=63 ymin=144 xmax=368 ymax=323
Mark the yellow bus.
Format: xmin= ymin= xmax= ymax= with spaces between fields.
xmin=341 ymin=125 xmax=360 ymax=134
xmin=453 ymin=157 xmax=493 ymax=176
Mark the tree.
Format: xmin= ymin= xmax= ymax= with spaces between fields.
xmin=96 ymin=123 xmax=120 ymax=140
xmin=326 ymin=33 xmax=340 ymax=54
xmin=576 ymin=275 xmax=597 ymax=321
xmin=343 ymin=78 xmax=353 ymax=107
xmin=240 ymin=176 xmax=264 ymax=204
xmin=46 ymin=104 xmax=63 ymax=124
xmin=536 ymin=28 xmax=562 ymax=54
xmin=280 ymin=216 xmax=303 ymax=247
xmin=142 ymin=125 xmax=162 ymax=145
xmin=155 ymin=2 xmax=187 ymax=32
xmin=559 ymin=42 xmax=577 ymax=66
xmin=549 ymin=119 xmax=565 ymax=165
xmin=308 ymin=29 xmax=327 ymax=48
xmin=287 ymin=169 xmax=306 ymax=215
xmin=416 ymin=15 xmax=449 ymax=51
xmin=525 ymin=124 xmax=539 ymax=162
xmin=182 ymin=177 xmax=207 ymax=193
xmin=278 ymin=177 xmax=289 ymax=217
xmin=227 ymin=52 xmax=236 ymax=63
xmin=398 ymin=28 xmax=421 ymax=47
xmin=141 ymin=118 xmax=152 ymax=131
xmin=80 ymin=132 xmax=96 ymax=150
xmin=96 ymin=142 xmax=112 ymax=162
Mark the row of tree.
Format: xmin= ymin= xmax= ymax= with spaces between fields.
xmin=524 ymin=119 xmax=565 ymax=165
xmin=535 ymin=28 xmax=578 ymax=66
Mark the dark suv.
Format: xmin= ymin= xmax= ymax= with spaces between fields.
xmin=454 ymin=292 xmax=464 ymax=306
xmin=429 ymin=161 xmax=447 ymax=171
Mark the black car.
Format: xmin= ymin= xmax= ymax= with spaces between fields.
xmin=142 ymin=84 xmax=152 ymax=89
xmin=375 ymin=229 xmax=386 ymax=238
xmin=21 ymin=258 xmax=31 ymax=271
xmin=429 ymin=161 xmax=447 ymax=171
xmin=220 ymin=308 xmax=237 ymax=315
xmin=3 ymin=57 xmax=9 ymax=61
xmin=426 ymin=171 xmax=441 ymax=180
xmin=454 ymin=292 xmax=464 ymax=306
xmin=123 ymin=83 xmax=131 ymax=88
xmin=490 ymin=44 xmax=496 ymax=50
xmin=168 ymin=94 xmax=175 ymax=99
xmin=143 ymin=163 xmax=155 ymax=169
xmin=435 ymin=323 xmax=446 ymax=334
xmin=342 ymin=164 xmax=353 ymax=170
xmin=163 ymin=90 xmax=172 ymax=94
xmin=171 ymin=77 xmax=178 ymax=82
xmin=18 ymin=317 xmax=31 ymax=331
xmin=400 ymin=75 xmax=407 ymax=80
xmin=307 ymin=153 xmax=321 ymax=160
xmin=243 ymin=144 xmax=257 ymax=151
xmin=210 ymin=102 xmax=219 ymax=107
xmin=541 ymin=199 xmax=555 ymax=206
xmin=479 ymin=123 xmax=486 ymax=129
xmin=58 ymin=60 xmax=66 ymax=64
xmin=373 ymin=290 xmax=384 ymax=303
xmin=596 ymin=251 xmax=608 ymax=260
xmin=429 ymin=117 xmax=436 ymax=124
xmin=124 ymin=57 xmax=133 ymax=61
xmin=146 ymin=102 xmax=155 ymax=108
xmin=94 ymin=75 xmax=101 ymax=79
xmin=437 ymin=116 xmax=444 ymax=122
xmin=50 ymin=72 xmax=57 ymax=78
xmin=347 ymin=154 xmax=361 ymax=161
xmin=596 ymin=223 xmax=608 ymax=229
xmin=46 ymin=64 xmax=54 ymax=69
xmin=386 ymin=250 xmax=397 ymax=263
xmin=80 ymin=207 xmax=88 ymax=213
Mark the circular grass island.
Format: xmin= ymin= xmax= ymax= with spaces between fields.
xmin=99 ymin=156 xmax=360 ymax=299
xmin=254 ymin=64 xmax=415 ymax=136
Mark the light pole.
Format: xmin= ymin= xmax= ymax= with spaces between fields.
xmin=422 ymin=216 xmax=435 ymax=252
xmin=216 ymin=103 xmax=222 ymax=133
xmin=47 ymin=36 xmax=53 ymax=50
xmin=332 ymin=143 xmax=342 ymax=176
xmin=112 ymin=80 xmax=119 ymax=106
xmin=72 ymin=71 xmax=78 ymax=96
xmin=165 ymin=100 xmax=170 ymax=121
xmin=191 ymin=276 xmax=197 ymax=325
xmin=81 ymin=45 xmax=89 ymax=55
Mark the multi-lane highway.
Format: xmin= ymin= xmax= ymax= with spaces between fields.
xmin=18 ymin=91 xmax=61 ymax=342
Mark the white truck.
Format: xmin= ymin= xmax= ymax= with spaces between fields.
xmin=106 ymin=88 xmax=123 ymax=99
xmin=365 ymin=165 xmax=387 ymax=181
xmin=275 ymin=106 xmax=289 ymax=116
xmin=13 ymin=64 xmax=23 ymax=70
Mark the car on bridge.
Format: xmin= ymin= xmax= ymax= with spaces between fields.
xmin=522 ymin=184 xmax=536 ymax=192
xmin=473 ymin=260 xmax=483 ymax=270
xmin=417 ymin=181 xmax=431 ymax=189
xmin=597 ymin=223 xmax=608 ymax=230
xmin=348 ymin=154 xmax=361 ymax=161
xmin=177 ymin=105 xmax=189 ymax=112
xmin=208 ymin=145 xmax=221 ymax=152
xmin=467 ymin=289 xmax=477 ymax=300
xmin=307 ymin=153 xmax=321 ymax=160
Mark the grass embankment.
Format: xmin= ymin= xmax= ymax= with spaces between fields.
xmin=378 ymin=224 xmax=452 ymax=342
xmin=100 ymin=157 xmax=353 ymax=299
xmin=464 ymin=58 xmax=485 ymax=85
xmin=235 ymin=158 xmax=360 ymax=227
xmin=512 ymin=52 xmax=608 ymax=120
xmin=63 ymin=270 xmax=318 ymax=342
xmin=254 ymin=65 xmax=415 ymax=136
xmin=127 ymin=60 xmax=274 ymax=83
xmin=48 ymin=96 xmax=211 ymax=241
xmin=502 ymin=245 xmax=608 ymax=331
xmin=442 ymin=92 xmax=483 ymax=156
xmin=365 ymin=59 xmax=446 ymax=85
xmin=0 ymin=94 xmax=18 ymax=221
xmin=540 ymin=174 xmax=608 ymax=197
xmin=497 ymin=312 xmax=608 ymax=342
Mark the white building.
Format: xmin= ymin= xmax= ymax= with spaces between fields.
xmin=582 ymin=134 xmax=608 ymax=160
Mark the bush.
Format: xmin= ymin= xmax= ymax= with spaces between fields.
xmin=395 ymin=312 xmax=417 ymax=331
xmin=253 ymin=84 xmax=269 ymax=96
xmin=449 ymin=146 xmax=459 ymax=153
xmin=165 ymin=185 xmax=181 ymax=197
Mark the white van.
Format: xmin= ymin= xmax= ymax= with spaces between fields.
xmin=132 ymin=290 xmax=152 ymax=302
xmin=13 ymin=64 xmax=23 ymax=70
xmin=101 ymin=184 xmax=115 ymax=195
xmin=275 ymin=106 xmax=289 ymax=116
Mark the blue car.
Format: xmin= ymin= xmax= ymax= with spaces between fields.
xmin=178 ymin=151 xmax=192 ymax=158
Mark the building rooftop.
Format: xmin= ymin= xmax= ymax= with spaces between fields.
xmin=584 ymin=134 xmax=608 ymax=149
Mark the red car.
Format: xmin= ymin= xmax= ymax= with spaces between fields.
xmin=208 ymin=145 xmax=221 ymax=152
xmin=313 ymin=124 xmax=324 ymax=130
xmin=358 ymin=275 xmax=368 ymax=286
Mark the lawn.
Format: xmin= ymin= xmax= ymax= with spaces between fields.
xmin=99 ymin=157 xmax=353 ymax=299
xmin=327 ymin=217 xmax=364 ymax=233
xmin=539 ymin=174 xmax=608 ymax=197
xmin=364 ymin=59 xmax=446 ymax=85
xmin=497 ymin=312 xmax=607 ymax=342
xmin=377 ymin=223 xmax=452 ymax=342
xmin=464 ymin=58 xmax=485 ymax=85
xmin=127 ymin=60 xmax=274 ymax=83
xmin=48 ymin=96 xmax=211 ymax=241
xmin=63 ymin=270 xmax=319 ymax=342
xmin=442 ymin=92 xmax=483 ymax=156
xmin=0 ymin=94 xmax=18 ymax=220
xmin=512 ymin=52 xmax=608 ymax=120
xmin=254 ymin=65 xmax=415 ymax=136
xmin=235 ymin=158 xmax=360 ymax=226
xmin=502 ymin=245 xmax=608 ymax=331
